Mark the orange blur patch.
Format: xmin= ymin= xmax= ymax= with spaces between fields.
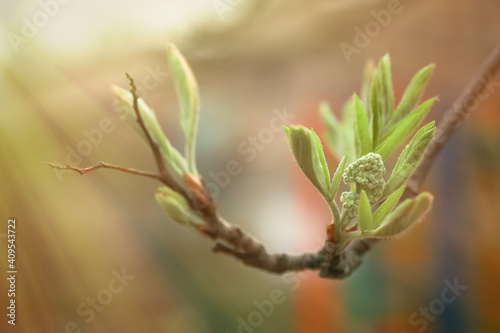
xmin=295 ymin=274 xmax=344 ymax=333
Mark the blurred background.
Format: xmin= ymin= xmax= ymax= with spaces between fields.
xmin=1 ymin=0 xmax=500 ymax=332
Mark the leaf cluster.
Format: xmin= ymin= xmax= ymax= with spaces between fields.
xmin=287 ymin=55 xmax=436 ymax=243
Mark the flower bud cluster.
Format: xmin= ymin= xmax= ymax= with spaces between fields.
xmin=343 ymin=153 xmax=386 ymax=202
xmin=341 ymin=191 xmax=360 ymax=220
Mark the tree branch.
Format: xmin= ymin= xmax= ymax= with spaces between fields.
xmin=206 ymin=42 xmax=500 ymax=278
xmin=211 ymin=216 xmax=323 ymax=273
xmin=51 ymin=44 xmax=500 ymax=279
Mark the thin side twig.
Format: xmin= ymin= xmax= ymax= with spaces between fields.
xmin=46 ymin=162 xmax=162 ymax=180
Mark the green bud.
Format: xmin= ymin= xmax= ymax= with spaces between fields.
xmin=155 ymin=186 xmax=204 ymax=227
xmin=343 ymin=152 xmax=386 ymax=202
xmin=341 ymin=191 xmax=360 ymax=220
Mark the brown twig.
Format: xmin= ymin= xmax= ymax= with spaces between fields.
xmin=46 ymin=162 xmax=162 ymax=180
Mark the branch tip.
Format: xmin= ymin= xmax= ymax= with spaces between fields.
xmin=125 ymin=72 xmax=137 ymax=97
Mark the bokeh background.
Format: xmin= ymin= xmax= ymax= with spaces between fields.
xmin=1 ymin=0 xmax=500 ymax=332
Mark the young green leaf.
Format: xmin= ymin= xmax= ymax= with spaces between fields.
xmin=167 ymin=44 xmax=200 ymax=174
xmin=330 ymin=152 xmax=349 ymax=199
xmin=382 ymin=163 xmax=414 ymax=199
xmin=342 ymin=99 xmax=358 ymax=161
xmin=392 ymin=121 xmax=436 ymax=174
xmin=368 ymin=192 xmax=433 ymax=238
xmin=360 ymin=59 xmax=376 ymax=113
xmin=354 ymin=94 xmax=372 ymax=156
xmin=373 ymin=184 xmax=406 ymax=227
xmin=374 ymin=97 xmax=436 ymax=160
xmin=406 ymin=192 xmax=433 ymax=224
xmin=389 ymin=64 xmax=435 ymax=125
xmin=378 ymin=54 xmax=395 ymax=119
xmin=358 ymin=190 xmax=374 ymax=233
xmin=320 ymin=101 xmax=344 ymax=154
xmin=312 ymin=129 xmax=331 ymax=194
xmin=370 ymin=75 xmax=382 ymax=147
xmin=285 ymin=125 xmax=331 ymax=198
xmin=371 ymin=54 xmax=394 ymax=144
xmin=382 ymin=121 xmax=436 ymax=197
xmin=112 ymin=85 xmax=188 ymax=183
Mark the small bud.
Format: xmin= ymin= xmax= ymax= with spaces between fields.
xmin=327 ymin=222 xmax=336 ymax=242
xmin=184 ymin=172 xmax=216 ymax=216
xmin=341 ymin=191 xmax=360 ymax=219
xmin=155 ymin=186 xmax=202 ymax=227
